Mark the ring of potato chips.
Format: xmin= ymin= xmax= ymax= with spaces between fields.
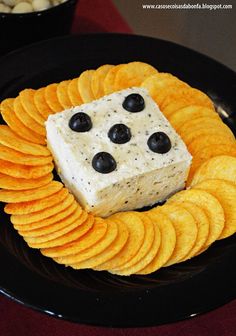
xmin=0 ymin=61 xmax=235 ymax=276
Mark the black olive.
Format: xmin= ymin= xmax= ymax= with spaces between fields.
xmin=122 ymin=93 xmax=145 ymax=112
xmin=108 ymin=123 xmax=131 ymax=144
xmin=147 ymin=132 xmax=171 ymax=153
xmin=69 ymin=112 xmax=92 ymax=132
xmin=92 ymin=152 xmax=117 ymax=174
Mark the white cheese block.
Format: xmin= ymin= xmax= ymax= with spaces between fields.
xmin=46 ymin=88 xmax=192 ymax=217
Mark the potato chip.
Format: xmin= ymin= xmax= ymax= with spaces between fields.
xmin=0 ymin=125 xmax=50 ymax=156
xmin=16 ymin=200 xmax=78 ymax=232
xmin=178 ymin=117 xmax=234 ymax=137
xmin=141 ymin=73 xmax=188 ymax=103
xmin=110 ymin=213 xmax=155 ymax=275
xmin=37 ymin=212 xmax=93 ymax=249
xmin=45 ymin=83 xmax=63 ymax=113
xmin=187 ymin=144 xmax=236 ymax=186
xmin=91 ymin=64 xmax=114 ymax=99
xmin=1 ymin=98 xmax=46 ymax=145
xmin=67 ymin=77 xmax=83 ymax=106
xmin=155 ymin=204 xmax=198 ymax=266
xmin=57 ymin=80 xmax=72 ymax=109
xmin=136 ymin=211 xmax=176 ymax=275
xmin=10 ymin=193 xmax=75 ymax=224
xmin=72 ymin=219 xmax=129 ymax=270
xmin=0 ymin=144 xmax=52 ymax=167
xmin=18 ymin=206 xmax=82 ymax=242
xmin=34 ymin=87 xmax=53 ymax=120
xmin=13 ymin=97 xmax=46 ymax=136
xmin=41 ymin=216 xmax=106 ymax=258
xmin=162 ymin=87 xmax=214 ymax=117
xmin=168 ymin=106 xmax=219 ymax=130
xmin=187 ymin=135 xmax=235 ymax=155
xmin=19 ymin=89 xmax=45 ymax=125
xmin=0 ymin=181 xmax=63 ymax=203
xmin=94 ymin=211 xmax=145 ymax=271
xmin=191 ymin=155 xmax=236 ymax=186
xmin=78 ymin=70 xmax=95 ymax=103
xmin=0 ymin=172 xmax=53 ymax=190
xmin=0 ymin=159 xmax=53 ymax=179
xmin=55 ymin=218 xmax=118 ymax=266
xmin=168 ymin=189 xmax=225 ymax=247
xmin=103 ymin=64 xmax=125 ymax=95
xmin=194 ymin=179 xmax=236 ymax=239
xmin=4 ymin=187 xmax=69 ymax=215
xmin=174 ymin=202 xmax=210 ymax=260
xmin=114 ymin=61 xmax=158 ymax=91
xmin=111 ymin=213 xmax=161 ymax=276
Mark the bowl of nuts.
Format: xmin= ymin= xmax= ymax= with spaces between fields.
xmin=0 ymin=0 xmax=78 ymax=55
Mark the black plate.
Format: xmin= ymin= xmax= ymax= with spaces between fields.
xmin=0 ymin=33 xmax=235 ymax=328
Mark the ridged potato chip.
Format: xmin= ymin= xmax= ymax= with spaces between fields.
xmin=168 ymin=189 xmax=225 ymax=248
xmin=26 ymin=212 xmax=89 ymax=248
xmin=0 ymin=144 xmax=52 ymax=167
xmin=67 ymin=77 xmax=83 ymax=106
xmin=45 ymin=83 xmax=63 ymax=113
xmin=114 ymin=61 xmax=157 ymax=91
xmin=187 ymin=135 xmax=235 ymax=155
xmin=73 ymin=219 xmax=129 ymax=270
xmin=187 ymin=144 xmax=236 ymax=186
xmin=42 ymin=216 xmax=106 ymax=258
xmin=0 ymin=181 xmax=63 ymax=203
xmin=94 ymin=211 xmax=145 ymax=271
xmin=111 ymin=213 xmax=161 ymax=276
xmin=16 ymin=200 xmax=78 ymax=232
xmin=91 ymin=64 xmax=114 ymax=99
xmin=0 ymin=159 xmax=53 ymax=179
xmin=155 ymin=204 xmax=198 ymax=266
xmin=0 ymin=125 xmax=49 ymax=156
xmin=14 ymin=96 xmax=46 ymax=136
xmin=56 ymin=218 xmax=118 ymax=266
xmin=136 ymin=211 xmax=176 ymax=275
xmin=10 ymin=193 xmax=75 ymax=224
xmin=173 ymin=202 xmax=210 ymax=260
xmin=191 ymin=155 xmax=236 ymax=186
xmin=78 ymin=70 xmax=95 ymax=103
xmin=168 ymin=106 xmax=219 ymax=130
xmin=57 ymin=80 xmax=72 ymax=109
xmin=19 ymin=89 xmax=45 ymax=125
xmin=1 ymin=98 xmax=46 ymax=145
xmin=162 ymin=87 xmax=214 ymax=117
xmin=194 ymin=179 xmax=236 ymax=239
xmin=0 ymin=172 xmax=53 ymax=190
xmin=36 ymin=212 xmax=93 ymax=249
xmin=103 ymin=64 xmax=125 ymax=95
xmin=4 ymin=187 xmax=69 ymax=215
xmin=34 ymin=87 xmax=53 ymax=120
xmin=110 ymin=213 xmax=155 ymax=275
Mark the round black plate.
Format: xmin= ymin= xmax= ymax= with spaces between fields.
xmin=0 ymin=33 xmax=235 ymax=328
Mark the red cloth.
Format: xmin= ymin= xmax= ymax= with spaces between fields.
xmin=1 ymin=1 xmax=236 ymax=335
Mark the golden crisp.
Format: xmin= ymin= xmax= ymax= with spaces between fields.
xmin=0 ymin=172 xmax=53 ymax=190
xmin=45 ymin=83 xmax=63 ymax=113
xmin=194 ymin=179 xmax=236 ymax=239
xmin=114 ymin=61 xmax=158 ymax=91
xmin=57 ymin=80 xmax=73 ymax=109
xmin=137 ymin=211 xmax=176 ymax=275
xmin=94 ymin=212 xmax=145 ymax=271
xmin=168 ymin=189 xmax=225 ymax=248
xmin=34 ymin=87 xmax=53 ymax=120
xmin=78 ymin=70 xmax=95 ymax=103
xmin=0 ymin=125 xmax=49 ymax=156
xmin=191 ymin=155 xmax=236 ymax=186
xmin=91 ymin=64 xmax=114 ymax=99
xmin=103 ymin=64 xmax=125 ymax=95
xmin=19 ymin=89 xmax=45 ymax=125
xmin=4 ymin=187 xmax=69 ymax=215
xmin=0 ymin=181 xmax=63 ymax=203
xmin=67 ymin=77 xmax=83 ymax=106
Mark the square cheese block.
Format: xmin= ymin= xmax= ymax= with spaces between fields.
xmin=46 ymin=88 xmax=192 ymax=217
